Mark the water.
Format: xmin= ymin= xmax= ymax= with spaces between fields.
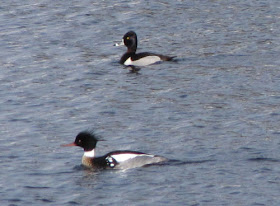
xmin=1 ymin=0 xmax=280 ymax=205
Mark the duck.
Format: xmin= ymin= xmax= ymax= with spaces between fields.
xmin=62 ymin=131 xmax=167 ymax=170
xmin=116 ymin=31 xmax=175 ymax=66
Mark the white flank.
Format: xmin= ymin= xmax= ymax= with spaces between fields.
xmin=111 ymin=153 xmax=154 ymax=163
xmin=124 ymin=56 xmax=161 ymax=66
xmin=84 ymin=149 xmax=95 ymax=158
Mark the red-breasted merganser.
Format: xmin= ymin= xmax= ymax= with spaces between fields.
xmin=62 ymin=131 xmax=167 ymax=170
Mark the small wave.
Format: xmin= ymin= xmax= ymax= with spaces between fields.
xmin=247 ymin=157 xmax=280 ymax=162
xmin=163 ymin=159 xmax=216 ymax=166
xmin=24 ymin=186 xmax=50 ymax=189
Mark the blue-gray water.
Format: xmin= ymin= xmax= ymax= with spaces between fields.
xmin=1 ymin=0 xmax=280 ymax=205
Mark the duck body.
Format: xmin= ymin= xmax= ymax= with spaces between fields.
xmin=82 ymin=150 xmax=166 ymax=170
xmin=62 ymin=131 xmax=167 ymax=170
xmin=120 ymin=52 xmax=174 ymax=67
xmin=118 ymin=31 xmax=175 ymax=66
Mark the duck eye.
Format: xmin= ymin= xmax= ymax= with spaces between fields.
xmin=126 ymin=37 xmax=130 ymax=40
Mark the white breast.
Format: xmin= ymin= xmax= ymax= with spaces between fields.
xmin=124 ymin=56 xmax=161 ymax=66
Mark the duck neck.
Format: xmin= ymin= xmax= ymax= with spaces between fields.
xmin=127 ymin=47 xmax=136 ymax=53
xmin=82 ymin=149 xmax=95 ymax=168
xmin=83 ymin=149 xmax=95 ymax=158
xmin=127 ymin=41 xmax=137 ymax=53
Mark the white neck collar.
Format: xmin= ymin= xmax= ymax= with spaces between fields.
xmin=83 ymin=149 xmax=95 ymax=158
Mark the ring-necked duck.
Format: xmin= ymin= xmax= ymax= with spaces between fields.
xmin=115 ymin=31 xmax=175 ymax=66
xmin=62 ymin=131 xmax=168 ymax=170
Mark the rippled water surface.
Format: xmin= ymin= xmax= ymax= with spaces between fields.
xmin=1 ymin=0 xmax=280 ymax=205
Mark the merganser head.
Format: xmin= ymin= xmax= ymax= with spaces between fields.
xmin=62 ymin=131 xmax=98 ymax=151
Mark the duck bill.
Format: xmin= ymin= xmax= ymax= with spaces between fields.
xmin=114 ymin=39 xmax=124 ymax=47
xmin=61 ymin=142 xmax=77 ymax=147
